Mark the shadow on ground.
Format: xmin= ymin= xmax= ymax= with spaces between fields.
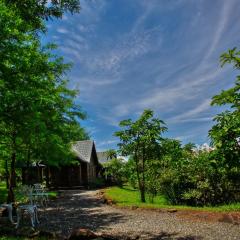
xmin=115 ymin=231 xmax=203 ymax=240
xmin=0 ymin=190 xmax=204 ymax=239
xmin=38 ymin=190 xmax=127 ymax=236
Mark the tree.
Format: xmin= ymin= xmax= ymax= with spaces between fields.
xmin=106 ymin=149 xmax=117 ymax=160
xmin=208 ymin=47 xmax=240 ymax=202
xmin=103 ymin=157 xmax=126 ymax=186
xmin=183 ymin=142 xmax=196 ymax=154
xmin=124 ymin=156 xmax=138 ymax=189
xmin=115 ymin=109 xmax=167 ymax=202
xmin=5 ymin=0 xmax=80 ymax=31
xmin=209 ymin=47 xmax=240 ymax=168
xmin=0 ymin=1 xmax=87 ymax=202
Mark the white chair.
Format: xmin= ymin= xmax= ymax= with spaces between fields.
xmin=15 ymin=185 xmax=39 ymax=228
xmin=16 ymin=204 xmax=39 ymax=228
xmin=32 ymin=183 xmax=49 ymax=207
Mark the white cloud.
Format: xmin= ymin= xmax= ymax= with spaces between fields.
xmin=202 ymin=0 xmax=234 ymax=62
xmin=57 ymin=28 xmax=68 ymax=34
xmin=96 ymin=139 xmax=119 ymax=151
xmin=168 ymin=99 xmax=212 ymax=123
xmin=108 ymin=67 xmax=223 ymax=120
xmin=45 ymin=0 xmax=240 ymax=146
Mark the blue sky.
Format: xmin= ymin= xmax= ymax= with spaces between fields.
xmin=43 ymin=0 xmax=240 ymax=151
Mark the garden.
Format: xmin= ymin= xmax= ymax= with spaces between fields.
xmin=103 ymin=62 xmax=240 ymax=208
xmin=1 ymin=0 xmax=240 ymax=239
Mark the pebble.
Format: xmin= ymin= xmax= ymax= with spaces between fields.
xmin=37 ymin=190 xmax=240 ymax=240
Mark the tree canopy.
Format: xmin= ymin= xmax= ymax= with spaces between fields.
xmin=210 ymin=47 xmax=240 ymax=168
xmin=5 ymin=0 xmax=80 ymax=30
xmin=0 ymin=0 xmax=87 ymax=202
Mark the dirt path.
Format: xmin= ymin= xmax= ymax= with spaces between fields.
xmin=38 ymin=190 xmax=240 ymax=239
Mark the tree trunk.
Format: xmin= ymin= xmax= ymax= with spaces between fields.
xmin=139 ymin=183 xmax=146 ymax=202
xmin=10 ymin=143 xmax=16 ymax=187
xmin=7 ymin=152 xmax=16 ymax=203
xmin=7 ymin=187 xmax=14 ymax=203
xmin=5 ymin=158 xmax=12 ymax=203
xmin=134 ymin=155 xmax=146 ymax=203
xmin=5 ymin=158 xmax=9 ymax=189
xmin=141 ymin=147 xmax=146 ymax=203
xmin=7 ymin=131 xmax=17 ymax=203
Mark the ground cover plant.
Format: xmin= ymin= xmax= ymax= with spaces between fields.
xmin=104 ymin=185 xmax=240 ymax=212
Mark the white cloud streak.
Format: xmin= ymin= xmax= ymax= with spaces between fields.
xmin=202 ymin=0 xmax=234 ymax=62
xmin=45 ymin=0 xmax=239 ymax=146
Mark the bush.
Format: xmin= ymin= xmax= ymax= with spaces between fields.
xmin=158 ymin=150 xmax=240 ymax=206
xmin=103 ymin=158 xmax=126 ymax=186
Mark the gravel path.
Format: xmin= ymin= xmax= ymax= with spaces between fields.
xmin=38 ymin=190 xmax=240 ymax=240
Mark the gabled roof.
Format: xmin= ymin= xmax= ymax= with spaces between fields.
xmin=72 ymin=140 xmax=98 ymax=163
xmin=97 ymin=151 xmax=110 ymax=164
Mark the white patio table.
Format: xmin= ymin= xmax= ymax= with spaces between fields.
xmin=32 ymin=183 xmax=49 ymax=207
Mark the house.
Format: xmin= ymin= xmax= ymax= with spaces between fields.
xmin=47 ymin=140 xmax=100 ymax=188
xmin=21 ymin=163 xmax=46 ymax=185
xmin=97 ymin=151 xmax=111 ymax=164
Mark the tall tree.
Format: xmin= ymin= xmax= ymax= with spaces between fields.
xmin=115 ymin=109 xmax=167 ymax=202
xmin=209 ymin=47 xmax=240 ymax=201
xmin=0 ymin=1 xmax=87 ymax=202
xmin=209 ymin=47 xmax=240 ymax=168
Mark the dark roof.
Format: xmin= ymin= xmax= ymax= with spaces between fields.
xmin=97 ymin=151 xmax=113 ymax=164
xmin=72 ymin=140 xmax=98 ymax=163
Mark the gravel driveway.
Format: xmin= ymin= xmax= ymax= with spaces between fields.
xmin=38 ymin=190 xmax=240 ymax=240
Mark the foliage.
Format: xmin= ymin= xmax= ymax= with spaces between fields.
xmin=115 ymin=109 xmax=167 ymax=202
xmin=159 ymin=151 xmax=229 ymax=206
xmin=103 ymin=157 xmax=126 ymax=186
xmin=210 ymin=47 xmax=240 ymax=158
xmin=124 ymin=156 xmax=138 ymax=189
xmin=146 ymin=48 xmax=240 ymax=206
xmin=104 ymin=186 xmax=240 ymax=212
xmin=0 ymin=181 xmax=8 ymax=203
xmin=106 ymin=149 xmax=117 ymax=159
xmin=5 ymin=0 xmax=80 ymax=31
xmin=113 ymin=48 xmax=240 ymax=207
xmin=0 ymin=1 xmax=87 ymax=202
xmin=209 ymin=47 xmax=240 ymax=203
xmin=116 ymin=135 xmax=238 ymax=206
xmin=105 ymin=185 xmax=167 ymax=208
xmin=158 ymin=48 xmax=240 ymax=206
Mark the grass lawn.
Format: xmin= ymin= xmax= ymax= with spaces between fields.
xmin=0 ymin=181 xmax=57 ymax=204
xmin=104 ymin=185 xmax=240 ymax=212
